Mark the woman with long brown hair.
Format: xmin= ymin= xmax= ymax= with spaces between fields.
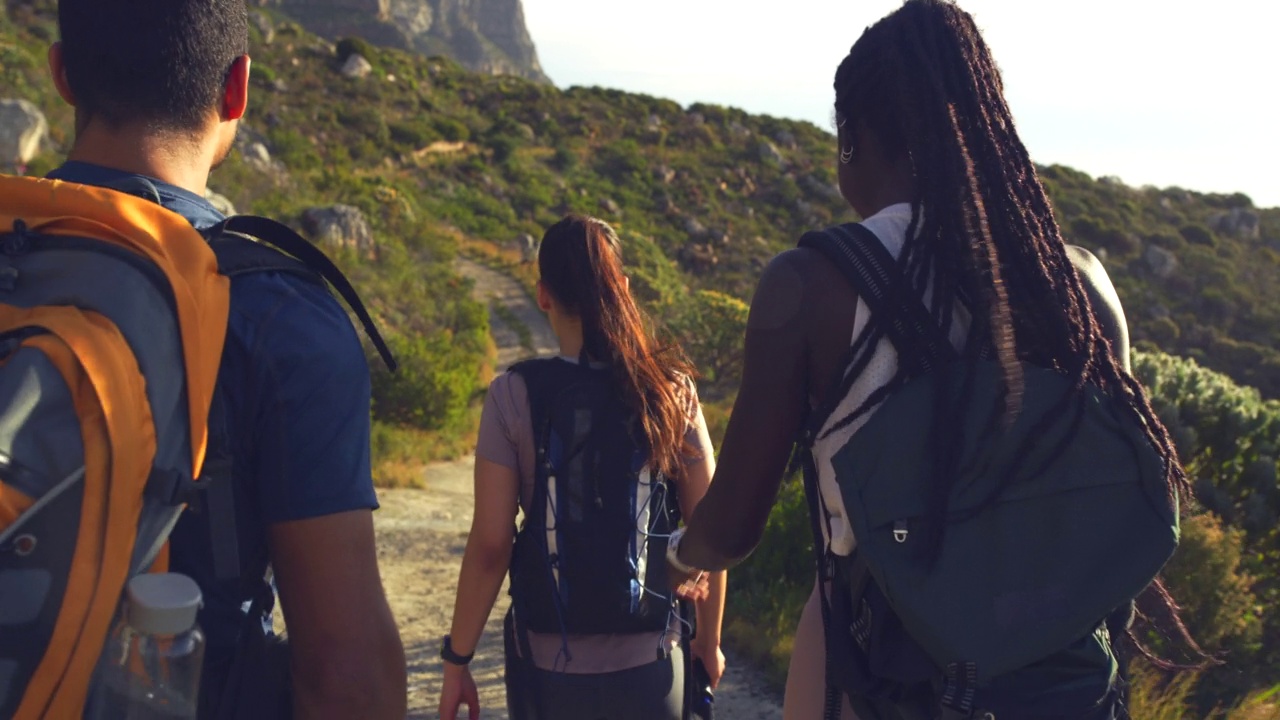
xmin=438 ymin=215 xmax=725 ymax=720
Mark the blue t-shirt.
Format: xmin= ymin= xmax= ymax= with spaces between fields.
xmin=46 ymin=162 xmax=379 ymax=675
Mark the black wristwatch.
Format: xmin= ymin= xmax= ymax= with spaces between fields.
xmin=440 ymin=635 xmax=474 ymax=667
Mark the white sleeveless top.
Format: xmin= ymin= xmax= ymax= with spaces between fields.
xmin=812 ymin=203 xmax=972 ymax=556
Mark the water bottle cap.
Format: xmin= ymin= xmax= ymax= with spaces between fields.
xmin=125 ymin=573 xmax=202 ymax=635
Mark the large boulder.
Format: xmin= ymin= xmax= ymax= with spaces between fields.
xmin=340 ymin=53 xmax=373 ymax=79
xmin=0 ymin=99 xmax=49 ymax=173
xmin=301 ymin=205 xmax=377 ymax=260
xmin=1207 ymin=208 xmax=1261 ymax=240
xmin=1144 ymin=244 xmax=1179 ymax=279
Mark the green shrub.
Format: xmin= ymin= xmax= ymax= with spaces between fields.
xmin=370 ymin=333 xmax=484 ymax=432
xmin=336 ymin=36 xmax=374 ymax=63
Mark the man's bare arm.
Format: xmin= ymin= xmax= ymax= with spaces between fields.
xmin=270 ymin=510 xmax=407 ymax=720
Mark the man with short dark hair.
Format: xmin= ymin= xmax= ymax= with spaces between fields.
xmin=45 ymin=1 xmax=407 ymax=717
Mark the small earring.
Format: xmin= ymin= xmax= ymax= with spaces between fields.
xmin=840 ymin=146 xmax=854 ymax=164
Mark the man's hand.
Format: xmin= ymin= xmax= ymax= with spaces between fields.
xmin=438 ymin=663 xmax=480 ymax=720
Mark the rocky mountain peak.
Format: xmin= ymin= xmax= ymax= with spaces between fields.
xmin=260 ymin=0 xmax=548 ymax=82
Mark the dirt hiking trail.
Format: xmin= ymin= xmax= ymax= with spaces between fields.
xmin=373 ymin=259 xmax=784 ymax=718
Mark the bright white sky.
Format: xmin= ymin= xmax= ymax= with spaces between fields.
xmin=524 ymin=0 xmax=1280 ymax=208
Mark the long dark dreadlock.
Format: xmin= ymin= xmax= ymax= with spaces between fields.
xmin=828 ymin=0 xmax=1204 ymax=667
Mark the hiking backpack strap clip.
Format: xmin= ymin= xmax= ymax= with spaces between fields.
xmin=204 ymin=214 xmax=397 ymax=372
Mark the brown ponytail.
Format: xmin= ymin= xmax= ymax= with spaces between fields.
xmin=538 ymin=215 xmax=696 ymax=479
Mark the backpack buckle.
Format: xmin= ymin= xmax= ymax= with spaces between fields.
xmin=892 ymin=520 xmax=909 ymax=543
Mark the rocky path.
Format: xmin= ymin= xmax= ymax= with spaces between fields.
xmin=372 ymin=258 xmax=783 ymax=718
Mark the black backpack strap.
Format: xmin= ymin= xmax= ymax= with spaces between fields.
xmin=201 ymin=384 xmax=241 ymax=583
xmin=204 ymin=215 xmax=397 ymax=372
xmin=799 ymin=223 xmax=957 ymax=375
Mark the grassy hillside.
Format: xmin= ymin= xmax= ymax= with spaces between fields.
xmin=5 ymin=0 xmax=1278 ymax=400
xmin=4 ymin=1 xmax=1278 ymax=709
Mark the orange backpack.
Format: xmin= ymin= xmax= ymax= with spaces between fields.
xmin=0 ymin=175 xmax=392 ymax=718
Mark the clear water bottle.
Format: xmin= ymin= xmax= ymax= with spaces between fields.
xmin=91 ymin=573 xmax=205 ymax=719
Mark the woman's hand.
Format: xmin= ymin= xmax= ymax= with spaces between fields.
xmin=689 ymin=634 xmax=727 ymax=689
xmin=438 ymin=663 xmax=480 ymax=720
xmin=668 ymin=565 xmax=710 ymax=602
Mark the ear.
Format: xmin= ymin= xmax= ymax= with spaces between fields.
xmin=221 ymin=54 xmax=251 ymax=122
xmin=536 ymin=281 xmax=553 ymax=313
xmin=47 ymin=42 xmax=76 ymax=108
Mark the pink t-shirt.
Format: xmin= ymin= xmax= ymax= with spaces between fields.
xmin=476 ymin=358 xmax=713 ymax=673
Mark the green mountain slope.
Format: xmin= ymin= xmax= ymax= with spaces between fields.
xmin=5 ymin=1 xmax=1277 ymax=399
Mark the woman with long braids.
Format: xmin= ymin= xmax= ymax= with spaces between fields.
xmin=439 ymin=215 xmax=725 ymax=720
xmin=665 ymin=1 xmax=1192 ymax=718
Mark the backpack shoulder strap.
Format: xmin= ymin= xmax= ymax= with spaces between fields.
xmin=797 ymin=222 xmax=960 ymax=443
xmin=203 ymin=215 xmax=396 ymax=372
xmin=798 ymin=223 xmax=956 ymax=372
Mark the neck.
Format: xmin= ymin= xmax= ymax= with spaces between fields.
xmin=67 ymin=121 xmax=216 ymax=195
xmin=551 ymin=314 xmax=585 ymax=359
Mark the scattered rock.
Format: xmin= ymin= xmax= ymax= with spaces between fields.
xmin=688 ymin=112 xmax=705 ymax=125
xmin=516 ymin=233 xmax=538 ymax=263
xmin=683 ymin=216 xmax=708 ymax=237
xmin=1208 ymin=208 xmax=1261 ymax=240
xmin=757 ymin=140 xmax=786 ymax=165
xmin=654 ymin=165 xmax=677 ymax=184
xmin=800 ymin=175 xmax=842 ymax=203
xmin=239 ymin=140 xmax=287 ymax=177
xmin=709 ymin=229 xmax=732 ymax=246
xmin=773 ymin=129 xmax=797 ymax=148
xmin=301 ymin=205 xmax=377 ymax=260
xmin=729 ymin=121 xmax=750 ymax=138
xmin=680 ymin=243 xmax=719 ymax=274
xmin=646 ymin=114 xmax=663 ymax=132
xmin=1144 ymin=244 xmax=1178 ymax=279
xmin=0 ymin=98 xmax=49 ymax=173
xmin=341 ymin=53 xmax=373 ymax=79
xmin=249 ymin=11 xmax=274 ymax=44
xmin=205 ymin=189 xmax=237 ymax=217
xmin=270 ymin=78 xmax=289 ymax=93
xmin=599 ymin=197 xmax=621 ymax=216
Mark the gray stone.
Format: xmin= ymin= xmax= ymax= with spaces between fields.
xmin=250 ymin=11 xmax=275 ymax=44
xmin=1208 ymin=208 xmax=1261 ymax=240
xmin=758 ymin=140 xmax=785 ymax=165
xmin=599 ymin=197 xmax=621 ymax=216
xmin=646 ymin=114 xmax=663 ymax=131
xmin=341 ymin=53 xmax=373 ymax=79
xmin=653 ymin=165 xmax=676 ymax=184
xmin=301 ymin=204 xmax=377 ymax=260
xmin=773 ymin=129 xmax=797 ymax=148
xmin=516 ymin=233 xmax=537 ymax=263
xmin=205 ymin=189 xmax=238 ymax=217
xmin=0 ymin=99 xmax=49 ymax=173
xmin=729 ymin=121 xmax=750 ymax=138
xmin=683 ymin=216 xmax=708 ymax=237
xmin=680 ymin=243 xmax=719 ymax=274
xmin=1144 ymin=244 xmax=1178 ymax=279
